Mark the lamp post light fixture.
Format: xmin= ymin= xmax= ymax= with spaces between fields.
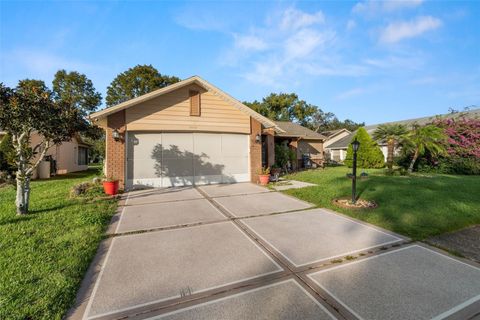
xmin=351 ymin=138 xmax=360 ymax=204
xmin=112 ymin=128 xmax=121 ymax=142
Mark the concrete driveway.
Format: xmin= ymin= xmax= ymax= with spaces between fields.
xmin=70 ymin=183 xmax=480 ymax=320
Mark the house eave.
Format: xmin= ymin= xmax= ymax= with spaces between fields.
xmin=89 ymin=76 xmax=285 ymax=133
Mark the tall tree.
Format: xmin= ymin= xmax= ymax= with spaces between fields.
xmin=106 ymin=65 xmax=180 ymax=107
xmin=52 ymin=69 xmax=102 ymax=116
xmin=344 ymin=127 xmax=385 ymax=169
xmin=0 ymin=82 xmax=87 ymax=214
xmin=403 ymin=124 xmax=448 ymax=173
xmin=245 ymin=93 xmax=364 ymax=131
xmin=244 ymin=93 xmax=317 ymax=126
xmin=52 ymin=69 xmax=103 ymax=142
xmin=373 ymin=124 xmax=407 ymax=170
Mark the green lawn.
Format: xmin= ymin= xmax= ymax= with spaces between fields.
xmin=283 ymin=166 xmax=480 ymax=240
xmin=0 ymin=168 xmax=117 ymax=320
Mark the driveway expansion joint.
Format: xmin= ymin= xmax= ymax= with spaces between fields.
xmin=75 ymin=185 xmax=479 ymax=320
xmin=108 ymin=187 xmax=415 ymax=319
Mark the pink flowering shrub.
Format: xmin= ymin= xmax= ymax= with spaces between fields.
xmin=432 ymin=116 xmax=480 ymax=158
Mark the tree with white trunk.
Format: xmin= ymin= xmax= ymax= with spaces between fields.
xmin=0 ymin=80 xmax=88 ymax=214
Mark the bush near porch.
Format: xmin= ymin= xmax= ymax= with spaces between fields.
xmin=283 ymin=166 xmax=480 ymax=240
xmin=0 ymin=168 xmax=117 ymax=320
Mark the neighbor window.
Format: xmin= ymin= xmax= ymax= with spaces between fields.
xmin=78 ymin=147 xmax=88 ymax=165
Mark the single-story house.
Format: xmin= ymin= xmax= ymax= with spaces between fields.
xmin=322 ymin=129 xmax=351 ymax=162
xmin=0 ymin=131 xmax=90 ymax=176
xmin=324 ymin=108 xmax=480 ymax=162
xmin=89 ymin=76 xmax=325 ymax=190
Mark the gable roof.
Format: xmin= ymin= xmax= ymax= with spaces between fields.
xmin=321 ymin=128 xmax=350 ymax=138
xmin=326 ymin=133 xmax=354 ymax=149
xmin=89 ymin=75 xmax=283 ymax=132
xmin=274 ymin=121 xmax=326 ymax=140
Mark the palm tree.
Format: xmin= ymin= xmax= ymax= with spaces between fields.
xmin=372 ymin=124 xmax=407 ymax=170
xmin=403 ymin=124 xmax=448 ymax=173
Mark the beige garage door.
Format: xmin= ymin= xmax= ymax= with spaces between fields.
xmin=126 ymin=132 xmax=250 ymax=188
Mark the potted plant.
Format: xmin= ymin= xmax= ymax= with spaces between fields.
xmin=258 ymin=167 xmax=271 ymax=186
xmin=103 ymin=176 xmax=119 ymax=195
xmin=270 ymin=164 xmax=281 ymax=182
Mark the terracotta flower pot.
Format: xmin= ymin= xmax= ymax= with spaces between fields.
xmin=103 ymin=180 xmax=119 ymax=195
xmin=258 ymin=174 xmax=270 ymax=186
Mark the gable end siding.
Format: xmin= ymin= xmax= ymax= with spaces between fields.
xmin=125 ymin=84 xmax=250 ymax=134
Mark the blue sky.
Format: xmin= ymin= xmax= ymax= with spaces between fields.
xmin=1 ymin=0 xmax=479 ymax=124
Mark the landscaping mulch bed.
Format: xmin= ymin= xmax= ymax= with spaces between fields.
xmin=333 ymin=198 xmax=377 ymax=209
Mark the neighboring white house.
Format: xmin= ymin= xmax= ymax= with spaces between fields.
xmin=322 ymin=129 xmax=351 ymax=162
xmin=322 ymin=108 xmax=480 ymax=163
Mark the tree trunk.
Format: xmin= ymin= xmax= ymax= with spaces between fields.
xmin=16 ymin=176 xmax=27 ymax=215
xmin=24 ymin=176 xmax=31 ymax=213
xmin=408 ymin=148 xmax=419 ymax=173
xmin=387 ymin=139 xmax=395 ymax=170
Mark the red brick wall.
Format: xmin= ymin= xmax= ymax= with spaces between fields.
xmin=250 ymin=117 xmax=262 ymax=183
xmin=106 ymin=110 xmax=126 ymax=189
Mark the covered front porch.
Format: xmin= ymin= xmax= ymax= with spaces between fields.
xmin=261 ymin=121 xmax=326 ymax=172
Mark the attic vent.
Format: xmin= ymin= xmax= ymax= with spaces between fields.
xmin=189 ymin=90 xmax=201 ymax=116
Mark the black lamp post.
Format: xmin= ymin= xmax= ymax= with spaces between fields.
xmin=351 ymin=138 xmax=360 ymax=204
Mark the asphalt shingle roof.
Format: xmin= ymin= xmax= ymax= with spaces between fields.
xmin=326 ymin=133 xmax=354 ymax=149
xmin=274 ymin=121 xmax=326 ymax=140
xmin=320 ymin=128 xmax=348 ymax=137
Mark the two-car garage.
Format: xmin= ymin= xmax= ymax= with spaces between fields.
xmin=92 ymin=76 xmax=280 ymax=190
xmin=126 ymin=132 xmax=250 ymax=188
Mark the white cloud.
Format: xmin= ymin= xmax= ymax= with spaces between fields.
xmin=410 ymin=76 xmax=441 ymax=85
xmin=218 ymin=6 xmax=368 ymax=87
xmin=234 ymin=34 xmax=268 ymax=51
xmin=284 ymin=29 xmax=331 ymax=59
xmin=302 ymin=63 xmax=369 ymax=77
xmin=335 ymin=87 xmax=367 ymax=100
xmin=353 ymin=0 xmax=424 ymax=15
xmin=346 ymin=19 xmax=357 ymax=31
xmin=380 ymin=16 xmax=442 ymax=43
xmin=364 ymin=54 xmax=424 ymax=69
xmin=382 ymin=0 xmax=424 ymax=12
xmin=279 ymin=7 xmax=325 ymax=30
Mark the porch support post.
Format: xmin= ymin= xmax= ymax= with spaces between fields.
xmin=264 ymin=128 xmax=275 ymax=167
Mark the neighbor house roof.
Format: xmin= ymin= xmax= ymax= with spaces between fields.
xmin=326 ymin=133 xmax=354 ymax=149
xmin=89 ymin=75 xmax=284 ymax=133
xmin=273 ymin=121 xmax=326 ymax=140
xmin=326 ymin=108 xmax=480 ymax=150
xmin=320 ymin=128 xmax=350 ymax=138
xmin=362 ymin=108 xmax=480 ymax=136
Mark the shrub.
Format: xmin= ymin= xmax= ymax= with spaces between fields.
xmin=275 ymin=143 xmax=296 ymax=169
xmin=70 ymin=182 xmax=92 ymax=197
xmin=344 ymin=127 xmax=385 ymax=169
xmin=399 ymin=116 xmax=480 ymax=175
xmin=0 ymin=133 xmax=16 ymax=174
xmin=70 ymin=180 xmax=104 ymax=198
xmin=417 ymin=156 xmax=480 ymax=175
xmin=432 ymin=116 xmax=480 ymax=158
